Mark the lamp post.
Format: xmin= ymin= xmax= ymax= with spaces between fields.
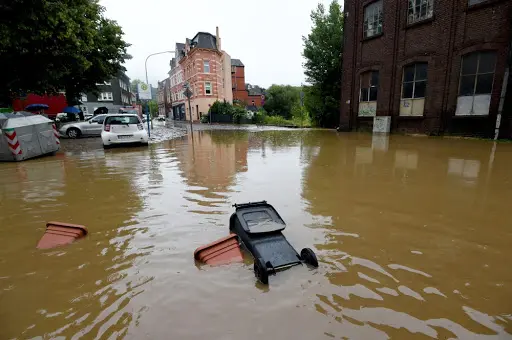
xmin=144 ymin=50 xmax=175 ymax=132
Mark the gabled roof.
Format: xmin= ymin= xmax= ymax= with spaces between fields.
xmin=231 ymin=59 xmax=244 ymax=67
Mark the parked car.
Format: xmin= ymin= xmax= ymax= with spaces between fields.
xmin=58 ymin=114 xmax=107 ymax=138
xmin=101 ymin=114 xmax=148 ymax=148
xmin=55 ymin=112 xmax=79 ymax=123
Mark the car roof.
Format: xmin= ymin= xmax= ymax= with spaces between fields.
xmin=105 ymin=114 xmax=138 ymax=117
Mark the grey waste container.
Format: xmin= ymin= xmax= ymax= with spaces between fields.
xmin=0 ymin=112 xmax=60 ymax=162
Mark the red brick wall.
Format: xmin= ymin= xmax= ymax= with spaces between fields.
xmin=232 ymin=66 xmax=246 ymax=101
xmin=231 ymin=65 xmax=263 ymax=106
xmin=340 ymin=0 xmax=512 ymax=137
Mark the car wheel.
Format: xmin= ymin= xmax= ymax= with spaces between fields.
xmin=66 ymin=128 xmax=81 ymax=139
xmin=103 ymin=144 xmax=111 ymax=149
xmin=254 ymin=257 xmax=268 ymax=284
xmin=301 ymin=248 xmax=319 ymax=268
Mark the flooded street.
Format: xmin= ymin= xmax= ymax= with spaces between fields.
xmin=1 ymin=125 xmax=511 ymax=339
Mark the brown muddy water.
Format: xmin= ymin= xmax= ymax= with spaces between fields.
xmin=1 ymin=126 xmax=511 ymax=339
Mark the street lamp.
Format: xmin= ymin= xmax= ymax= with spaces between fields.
xmin=144 ymin=50 xmax=175 ymax=132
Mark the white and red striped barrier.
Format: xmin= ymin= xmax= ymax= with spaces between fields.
xmin=4 ymin=128 xmax=22 ymax=156
xmin=52 ymin=124 xmax=60 ymax=145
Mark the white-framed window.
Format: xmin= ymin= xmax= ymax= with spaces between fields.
xmin=400 ymin=63 xmax=428 ymax=116
xmin=363 ymin=1 xmax=383 ymax=38
xmin=204 ymin=60 xmax=210 ymax=73
xmin=98 ymin=92 xmax=113 ymax=101
xmin=456 ymin=51 xmax=496 ymax=116
xmin=205 ymin=82 xmax=212 ymax=95
xmin=81 ymin=93 xmax=88 ymax=102
xmin=408 ymin=0 xmax=434 ymax=24
xmin=96 ymin=81 xmax=111 ymax=86
xmin=358 ymin=71 xmax=379 ymax=117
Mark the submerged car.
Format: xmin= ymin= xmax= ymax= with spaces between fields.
xmin=101 ymin=114 xmax=148 ymax=148
xmin=58 ymin=114 xmax=107 ymax=138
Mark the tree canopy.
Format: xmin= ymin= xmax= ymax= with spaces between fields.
xmin=0 ymin=0 xmax=130 ymax=106
xmin=263 ymin=85 xmax=301 ymax=119
xmin=302 ymin=1 xmax=343 ymax=127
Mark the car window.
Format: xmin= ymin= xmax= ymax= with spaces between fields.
xmin=91 ymin=115 xmax=105 ymax=123
xmin=105 ymin=116 xmax=140 ymax=125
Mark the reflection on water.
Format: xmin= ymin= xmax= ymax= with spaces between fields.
xmin=0 ymin=129 xmax=511 ymax=339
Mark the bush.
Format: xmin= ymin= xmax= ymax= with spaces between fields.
xmin=264 ymin=115 xmax=294 ymax=126
xmin=210 ymin=100 xmax=233 ymax=115
xmin=232 ymin=106 xmax=247 ymax=124
xmin=200 ymin=114 xmax=209 ymax=123
xmin=252 ymin=108 xmax=267 ymax=124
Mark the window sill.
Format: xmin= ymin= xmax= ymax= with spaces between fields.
xmin=361 ymin=32 xmax=383 ymax=42
xmin=397 ymin=115 xmax=424 ymax=119
xmin=357 ymin=116 xmax=376 ymax=119
xmin=406 ymin=16 xmax=434 ymax=29
xmin=453 ymin=114 xmax=490 ymax=118
xmin=467 ymin=0 xmax=504 ymax=11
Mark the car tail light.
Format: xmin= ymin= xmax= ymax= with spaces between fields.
xmin=137 ymin=124 xmax=144 ymax=130
xmin=104 ymin=124 xmax=110 ymax=132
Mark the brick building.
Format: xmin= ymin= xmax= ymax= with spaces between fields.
xmin=178 ymin=27 xmax=233 ymax=122
xmin=231 ymin=59 xmax=265 ymax=107
xmin=170 ymin=43 xmax=186 ymax=120
xmin=340 ymin=0 xmax=512 ymax=138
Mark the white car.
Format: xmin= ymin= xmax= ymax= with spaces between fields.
xmin=101 ymin=114 xmax=149 ymax=148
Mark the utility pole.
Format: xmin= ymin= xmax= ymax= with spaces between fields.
xmin=144 ymin=50 xmax=175 ymax=131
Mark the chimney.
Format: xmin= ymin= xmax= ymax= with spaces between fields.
xmin=216 ymin=26 xmax=221 ymax=50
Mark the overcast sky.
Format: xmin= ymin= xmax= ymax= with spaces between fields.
xmin=100 ymin=0 xmax=339 ymax=88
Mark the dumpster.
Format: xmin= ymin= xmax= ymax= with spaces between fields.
xmin=0 ymin=112 xmax=60 ymax=162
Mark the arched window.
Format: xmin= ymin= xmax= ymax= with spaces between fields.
xmin=456 ymin=51 xmax=496 ymax=116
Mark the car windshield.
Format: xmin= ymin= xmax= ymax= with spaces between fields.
xmin=105 ymin=116 xmax=140 ymax=125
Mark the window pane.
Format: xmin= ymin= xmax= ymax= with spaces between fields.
xmin=459 ymin=75 xmax=476 ymax=96
xmin=369 ymin=87 xmax=378 ymax=101
xmin=371 ymin=71 xmax=379 ymax=86
xmin=475 ymin=74 xmax=493 ymax=94
xmin=478 ymin=51 xmax=496 ymax=74
xmin=462 ymin=53 xmax=478 ymax=75
xmin=360 ymin=88 xmax=369 ymax=101
xmin=404 ymin=65 xmax=415 ymax=82
xmin=414 ymin=80 xmax=427 ymax=98
xmin=415 ymin=63 xmax=428 ymax=81
xmin=402 ymin=82 xmax=414 ymax=98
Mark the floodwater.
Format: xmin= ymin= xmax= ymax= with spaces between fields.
xmin=1 ymin=125 xmax=511 ymax=339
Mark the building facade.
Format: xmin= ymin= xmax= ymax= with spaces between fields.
xmin=340 ymin=0 xmax=512 ymax=138
xmin=157 ymin=80 xmax=166 ymax=116
xmin=81 ymin=72 xmax=132 ymax=116
xmin=179 ymin=27 xmax=233 ymax=122
xmin=170 ymin=43 xmax=187 ymax=120
xmin=231 ymin=59 xmax=264 ymax=107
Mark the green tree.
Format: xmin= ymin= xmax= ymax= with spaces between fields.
xmin=263 ymin=85 xmax=301 ymax=119
xmin=302 ymin=0 xmax=343 ymax=127
xmin=0 ymin=0 xmax=130 ymax=106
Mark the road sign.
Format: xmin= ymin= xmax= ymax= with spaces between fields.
xmin=184 ymin=88 xmax=193 ymax=98
xmin=138 ymin=83 xmax=152 ymax=100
